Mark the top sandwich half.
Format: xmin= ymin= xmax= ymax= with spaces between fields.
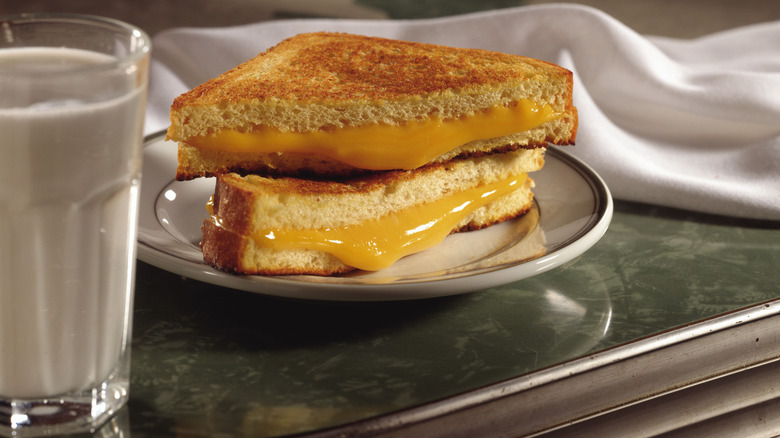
xmin=167 ymin=32 xmax=578 ymax=181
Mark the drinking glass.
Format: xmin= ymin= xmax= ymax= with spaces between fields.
xmin=0 ymin=13 xmax=150 ymax=436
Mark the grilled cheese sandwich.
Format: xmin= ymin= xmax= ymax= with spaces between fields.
xmin=202 ymin=150 xmax=541 ymax=275
xmin=167 ymin=32 xmax=577 ymax=276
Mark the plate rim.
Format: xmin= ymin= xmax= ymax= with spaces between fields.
xmin=137 ymin=131 xmax=613 ymax=301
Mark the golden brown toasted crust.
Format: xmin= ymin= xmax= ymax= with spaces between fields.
xmin=166 ymin=32 xmax=576 ymax=140
xmin=171 ymin=31 xmax=569 ymax=111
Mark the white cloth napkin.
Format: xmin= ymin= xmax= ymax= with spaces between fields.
xmin=146 ymin=4 xmax=780 ymax=220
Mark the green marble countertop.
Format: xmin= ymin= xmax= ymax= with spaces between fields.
xmin=114 ymin=201 xmax=778 ymax=437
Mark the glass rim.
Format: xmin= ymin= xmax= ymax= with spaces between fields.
xmin=0 ymin=13 xmax=151 ymax=73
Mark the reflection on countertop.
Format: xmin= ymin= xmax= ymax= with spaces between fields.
xmin=128 ymin=256 xmax=613 ymax=436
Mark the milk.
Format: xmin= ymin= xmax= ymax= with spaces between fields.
xmin=0 ymin=47 xmax=145 ymax=398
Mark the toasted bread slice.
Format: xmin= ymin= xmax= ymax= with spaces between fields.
xmin=168 ymin=32 xmax=577 ymax=180
xmin=201 ymin=148 xmax=544 ymax=275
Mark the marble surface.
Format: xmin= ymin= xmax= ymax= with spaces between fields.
xmin=118 ymin=201 xmax=779 ymax=437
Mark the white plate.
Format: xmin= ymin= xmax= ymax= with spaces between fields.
xmin=137 ymin=132 xmax=612 ymax=301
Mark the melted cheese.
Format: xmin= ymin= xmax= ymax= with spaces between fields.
xmin=240 ymin=173 xmax=528 ymax=271
xmin=188 ymin=99 xmax=559 ymax=170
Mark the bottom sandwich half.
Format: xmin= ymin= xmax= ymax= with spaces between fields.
xmin=200 ymin=148 xmax=546 ymax=276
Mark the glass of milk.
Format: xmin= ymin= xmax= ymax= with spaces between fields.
xmin=0 ymin=14 xmax=150 ymax=436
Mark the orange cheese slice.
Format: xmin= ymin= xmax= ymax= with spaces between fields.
xmin=228 ymin=173 xmax=529 ymax=271
xmin=188 ymin=99 xmax=558 ymax=170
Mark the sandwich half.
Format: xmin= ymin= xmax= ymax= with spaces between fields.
xmin=201 ymin=149 xmax=543 ymax=275
xmin=167 ymin=32 xmax=577 ymax=180
xmin=167 ymin=32 xmax=578 ymax=276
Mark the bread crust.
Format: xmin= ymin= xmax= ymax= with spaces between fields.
xmin=167 ymin=32 xmax=576 ymax=140
xmin=171 ymin=32 xmax=565 ymax=104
